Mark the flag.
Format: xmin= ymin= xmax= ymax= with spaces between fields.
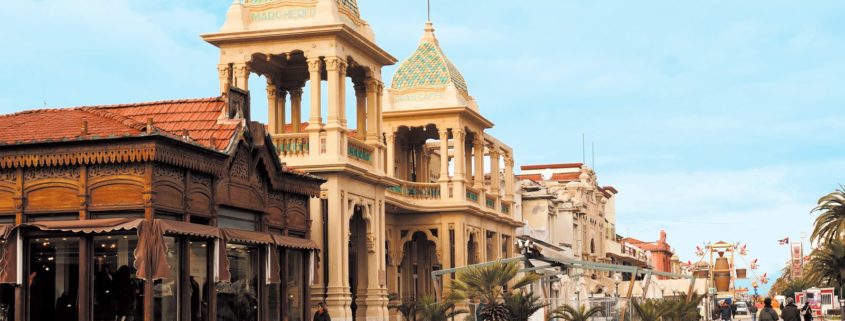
xmin=778 ymin=237 xmax=789 ymax=245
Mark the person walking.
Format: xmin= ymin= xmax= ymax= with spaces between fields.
xmin=758 ymin=298 xmax=779 ymax=321
xmin=719 ymin=300 xmax=734 ymax=321
xmin=801 ymin=301 xmax=813 ymax=321
xmin=313 ymin=302 xmax=331 ymax=321
xmin=749 ymin=300 xmax=759 ymax=321
xmin=781 ymin=298 xmax=801 ymax=321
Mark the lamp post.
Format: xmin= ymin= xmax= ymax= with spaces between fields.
xmin=613 ymin=274 xmax=622 ymax=298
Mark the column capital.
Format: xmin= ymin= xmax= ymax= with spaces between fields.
xmin=325 ymin=56 xmax=347 ymax=71
xmin=438 ymin=128 xmax=450 ymax=139
xmin=453 ymin=129 xmax=465 ymax=139
xmin=266 ymin=83 xmax=278 ymax=97
xmin=504 ymin=157 xmax=515 ymax=167
xmin=217 ymin=64 xmax=230 ymax=78
xmin=354 ymin=83 xmax=367 ymax=95
xmin=307 ymin=57 xmax=322 ymax=72
xmin=288 ymin=87 xmax=303 ymax=97
xmin=233 ymin=64 xmax=250 ymax=77
xmin=489 ymin=147 xmax=501 ymax=158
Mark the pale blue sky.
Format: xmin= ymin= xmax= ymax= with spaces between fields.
xmin=2 ymin=1 xmax=845 ymax=294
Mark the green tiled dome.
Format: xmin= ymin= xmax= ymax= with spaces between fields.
xmin=336 ymin=0 xmax=359 ymax=17
xmin=391 ymin=24 xmax=468 ymax=93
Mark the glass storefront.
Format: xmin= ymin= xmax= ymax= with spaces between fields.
xmin=93 ymin=235 xmax=144 ymax=321
xmin=189 ymin=239 xmax=210 ymax=321
xmin=155 ymin=237 xmax=180 ymax=321
xmin=28 ymin=237 xmax=79 ymax=321
xmin=286 ymin=251 xmax=306 ymax=321
xmin=217 ymin=244 xmax=259 ymax=321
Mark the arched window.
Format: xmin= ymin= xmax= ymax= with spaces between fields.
xmin=590 ymin=239 xmax=596 ymax=254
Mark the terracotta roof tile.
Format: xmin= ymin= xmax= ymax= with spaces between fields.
xmin=516 ymin=172 xmax=581 ymax=182
xmin=520 ymin=163 xmax=584 ymax=171
xmin=0 ymin=97 xmax=240 ymax=151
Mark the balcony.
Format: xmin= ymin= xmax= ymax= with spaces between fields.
xmin=385 ymin=179 xmax=515 ymax=219
xmin=272 ymin=131 xmax=384 ymax=174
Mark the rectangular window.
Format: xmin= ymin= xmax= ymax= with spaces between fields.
xmin=217 ymin=243 xmax=259 ymax=321
xmin=93 ymin=234 xmax=144 ymax=321
xmin=218 ymin=208 xmax=259 ymax=231
xmin=286 ymin=251 xmax=306 ymax=321
xmin=189 ymin=239 xmax=211 ymax=321
xmin=154 ymin=237 xmax=180 ymax=321
xmin=29 ymin=237 xmax=80 ymax=321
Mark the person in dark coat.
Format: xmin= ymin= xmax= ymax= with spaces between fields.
xmin=719 ymin=300 xmax=734 ymax=321
xmin=313 ymin=302 xmax=330 ymax=321
xmin=748 ymin=300 xmax=759 ymax=321
xmin=758 ymin=298 xmax=779 ymax=321
xmin=801 ymin=301 xmax=813 ymax=321
xmin=781 ymin=298 xmax=802 ymax=321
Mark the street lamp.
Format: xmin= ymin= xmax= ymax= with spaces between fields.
xmin=613 ymin=274 xmax=622 ymax=298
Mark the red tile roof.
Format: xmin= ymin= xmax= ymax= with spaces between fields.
xmin=520 ymin=163 xmax=583 ymax=171
xmin=0 ymin=97 xmax=240 ymax=151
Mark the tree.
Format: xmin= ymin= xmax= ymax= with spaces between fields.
xmin=414 ymin=295 xmax=468 ymax=321
xmin=451 ymin=260 xmax=539 ymax=321
xmin=811 ymin=186 xmax=845 ymax=244
xmin=661 ymin=293 xmax=704 ymax=321
xmin=805 ymin=241 xmax=845 ymax=310
xmin=548 ymin=304 xmax=603 ymax=321
xmin=504 ymin=291 xmax=548 ymax=321
xmin=631 ymin=299 xmax=667 ymax=321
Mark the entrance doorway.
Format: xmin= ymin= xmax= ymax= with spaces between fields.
xmin=348 ymin=208 xmax=368 ymax=321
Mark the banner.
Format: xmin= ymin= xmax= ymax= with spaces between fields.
xmin=791 ymin=242 xmax=804 ymax=279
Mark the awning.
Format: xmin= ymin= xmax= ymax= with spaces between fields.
xmin=222 ymin=228 xmax=274 ymax=245
xmin=272 ymin=234 xmax=319 ymax=250
xmin=158 ymin=219 xmax=221 ymax=239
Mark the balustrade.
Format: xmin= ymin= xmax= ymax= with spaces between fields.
xmin=347 ymin=136 xmax=374 ymax=163
xmin=465 ymin=187 xmax=480 ymax=204
xmin=386 ymin=181 xmax=441 ymax=200
xmin=272 ymin=133 xmax=309 ymax=157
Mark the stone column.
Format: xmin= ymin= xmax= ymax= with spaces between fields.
xmin=386 ymin=131 xmax=396 ymax=177
xmin=504 ymin=155 xmax=515 ymax=202
xmin=233 ymin=63 xmax=250 ymax=90
xmin=473 ymin=136 xmax=484 ymax=189
xmin=490 ymin=147 xmax=501 ymax=196
xmin=325 ymin=184 xmax=351 ymax=321
xmin=453 ymin=129 xmax=466 ymax=199
xmin=306 ymin=57 xmax=323 ymax=156
xmin=326 ymin=57 xmax=345 ymax=129
xmin=290 ymin=87 xmax=303 ymax=132
xmin=266 ymin=84 xmax=279 ymax=134
xmin=354 ymin=82 xmax=367 ymax=140
xmin=217 ymin=64 xmax=231 ymax=95
xmin=438 ymin=129 xmax=450 ymax=198
xmin=365 ymin=79 xmax=379 ymax=144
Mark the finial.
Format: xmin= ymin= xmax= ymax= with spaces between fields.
xmin=427 ymin=0 xmax=431 ymax=22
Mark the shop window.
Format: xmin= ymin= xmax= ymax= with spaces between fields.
xmin=189 ymin=239 xmax=211 ymax=321
xmin=154 ymin=237 xmax=180 ymax=321
xmin=0 ymin=239 xmax=12 ymax=321
xmin=217 ymin=244 xmax=259 ymax=321
xmin=269 ymin=250 xmax=281 ymax=321
xmin=26 ymin=213 xmax=79 ymax=222
xmin=89 ymin=211 xmax=144 ymax=219
xmin=286 ymin=251 xmax=306 ymax=321
xmin=28 ymin=237 xmax=79 ymax=321
xmin=93 ymin=235 xmax=143 ymax=321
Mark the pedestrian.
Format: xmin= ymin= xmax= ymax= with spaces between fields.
xmin=313 ymin=302 xmax=331 ymax=321
xmin=781 ymin=297 xmax=801 ymax=321
xmin=749 ymin=300 xmax=759 ymax=321
xmin=758 ymin=298 xmax=779 ymax=321
xmin=719 ymin=300 xmax=734 ymax=321
xmin=801 ymin=301 xmax=813 ymax=321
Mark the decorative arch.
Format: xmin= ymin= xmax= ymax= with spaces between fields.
xmin=398 ymin=228 xmax=441 ymax=265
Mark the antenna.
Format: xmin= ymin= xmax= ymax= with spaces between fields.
xmin=427 ymin=0 xmax=431 ymax=21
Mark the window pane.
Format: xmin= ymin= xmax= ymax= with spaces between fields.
xmin=217 ymin=244 xmax=258 ymax=321
xmin=29 ymin=237 xmax=79 ymax=321
xmin=0 ymin=239 xmax=13 ymax=321
xmin=93 ymin=235 xmax=143 ymax=321
xmin=286 ymin=251 xmax=305 ymax=321
xmin=189 ymin=239 xmax=210 ymax=321
xmin=268 ymin=283 xmax=280 ymax=321
xmin=154 ymin=237 xmax=180 ymax=321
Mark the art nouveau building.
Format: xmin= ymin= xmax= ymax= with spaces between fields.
xmin=201 ymin=2 xmax=521 ymax=321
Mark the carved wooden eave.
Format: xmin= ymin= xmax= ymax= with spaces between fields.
xmin=0 ymin=135 xmax=228 ymax=176
xmin=280 ymin=173 xmax=323 ymax=197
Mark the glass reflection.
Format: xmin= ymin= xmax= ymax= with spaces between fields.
xmin=189 ymin=239 xmax=209 ymax=321
xmin=286 ymin=251 xmax=305 ymax=321
xmin=216 ymin=244 xmax=258 ymax=321
xmin=93 ymin=235 xmax=143 ymax=321
xmin=28 ymin=237 xmax=79 ymax=321
xmin=154 ymin=237 xmax=179 ymax=321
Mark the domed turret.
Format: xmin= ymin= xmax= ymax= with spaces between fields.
xmin=384 ymin=22 xmax=478 ymax=111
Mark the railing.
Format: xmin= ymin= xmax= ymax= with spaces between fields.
xmin=347 ymin=137 xmax=374 ymax=164
xmin=272 ymin=133 xmax=309 ymax=157
xmin=500 ymin=200 xmax=512 ymax=215
xmin=465 ymin=187 xmax=480 ymax=203
xmin=386 ymin=181 xmax=441 ymax=200
xmin=485 ymin=196 xmax=496 ymax=209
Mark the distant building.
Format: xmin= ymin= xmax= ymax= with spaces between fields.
xmin=624 ymin=230 xmax=678 ymax=279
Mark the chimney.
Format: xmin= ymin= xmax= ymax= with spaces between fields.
xmin=80 ymin=120 xmax=88 ymax=135
xmin=146 ymin=118 xmax=154 ymax=134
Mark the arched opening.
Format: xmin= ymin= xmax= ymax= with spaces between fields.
xmin=348 ymin=206 xmax=369 ymax=321
xmin=590 ymin=239 xmax=595 ymax=254
xmin=399 ymin=232 xmax=438 ymax=307
xmin=467 ymin=232 xmax=479 ymax=265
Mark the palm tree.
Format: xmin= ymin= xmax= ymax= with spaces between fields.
xmin=548 ymin=304 xmax=603 ymax=321
xmin=414 ymin=295 xmax=468 ymax=321
xmin=504 ymin=291 xmax=548 ymax=321
xmin=660 ymin=293 xmax=703 ymax=321
xmin=805 ymin=240 xmax=845 ymax=314
xmin=631 ymin=299 xmax=667 ymax=321
xmin=451 ymin=260 xmax=539 ymax=321
xmin=811 ymin=186 xmax=845 ymax=244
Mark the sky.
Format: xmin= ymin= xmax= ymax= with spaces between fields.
xmin=2 ymin=0 xmax=845 ymax=294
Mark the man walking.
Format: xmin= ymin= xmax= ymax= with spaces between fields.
xmin=781 ymin=298 xmax=801 ymax=321
xmin=719 ymin=300 xmax=735 ymax=321
xmin=749 ymin=300 xmax=759 ymax=321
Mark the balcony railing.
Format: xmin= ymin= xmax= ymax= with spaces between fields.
xmin=272 ymin=133 xmax=309 ymax=157
xmin=465 ymin=187 xmax=480 ymax=204
xmin=485 ymin=196 xmax=496 ymax=209
xmin=500 ymin=200 xmax=512 ymax=215
xmin=386 ymin=182 xmax=441 ymax=200
xmin=347 ymin=137 xmax=374 ymax=164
